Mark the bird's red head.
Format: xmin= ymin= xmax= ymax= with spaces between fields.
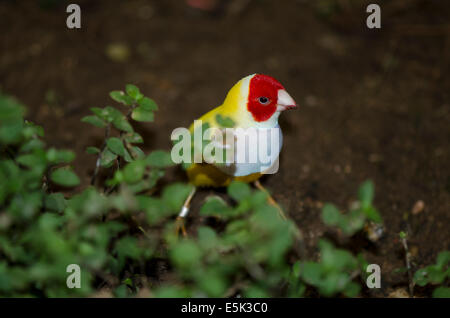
xmin=247 ymin=74 xmax=297 ymax=122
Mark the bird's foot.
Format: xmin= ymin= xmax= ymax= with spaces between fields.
xmin=175 ymin=216 xmax=187 ymax=237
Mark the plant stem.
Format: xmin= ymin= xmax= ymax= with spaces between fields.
xmin=104 ymin=107 xmax=135 ymax=194
xmin=91 ymin=124 xmax=111 ymax=186
xmin=400 ymin=234 xmax=414 ymax=297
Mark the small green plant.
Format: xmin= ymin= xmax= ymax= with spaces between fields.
xmin=414 ymin=251 xmax=450 ymax=298
xmin=285 ymin=181 xmax=381 ymax=298
xmin=292 ymin=240 xmax=367 ymax=297
xmin=0 ymin=87 xmax=182 ymax=297
xmin=321 ymin=180 xmax=382 ymax=236
xmin=82 ymin=84 xmax=158 ymax=185
xmin=0 ymin=94 xmax=87 ymax=296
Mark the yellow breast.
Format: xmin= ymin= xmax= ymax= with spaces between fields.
xmin=185 ymin=77 xmax=263 ymax=187
xmin=187 ymin=163 xmax=262 ymax=188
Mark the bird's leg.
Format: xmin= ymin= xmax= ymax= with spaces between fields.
xmin=254 ymin=180 xmax=286 ymax=220
xmin=175 ymin=187 xmax=197 ymax=237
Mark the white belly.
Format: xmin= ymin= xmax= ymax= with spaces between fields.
xmin=216 ymin=125 xmax=283 ymax=176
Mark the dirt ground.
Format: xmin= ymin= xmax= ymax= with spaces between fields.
xmin=1 ymin=0 xmax=449 ymax=297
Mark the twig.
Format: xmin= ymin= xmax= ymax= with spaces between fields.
xmin=91 ymin=124 xmax=111 ymax=186
xmin=120 ymin=107 xmax=136 ymax=160
xmin=400 ymin=232 xmax=414 ymax=297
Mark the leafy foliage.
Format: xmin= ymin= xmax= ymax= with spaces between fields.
xmin=0 ymin=88 xmax=174 ymax=297
xmin=294 ymin=240 xmax=365 ymax=297
xmin=159 ymin=181 xmax=299 ymax=297
xmin=414 ymin=251 xmax=450 ymax=298
xmin=2 ymin=86 xmax=438 ymax=298
xmin=321 ymin=180 xmax=382 ymax=236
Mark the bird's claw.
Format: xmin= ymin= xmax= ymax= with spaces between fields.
xmin=175 ymin=216 xmax=187 ymax=237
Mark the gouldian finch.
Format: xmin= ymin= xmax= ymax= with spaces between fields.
xmin=176 ymin=74 xmax=297 ymax=235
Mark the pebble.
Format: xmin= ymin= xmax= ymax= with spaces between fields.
xmin=106 ymin=43 xmax=131 ymax=62
xmin=410 ymin=245 xmax=419 ymax=258
xmin=388 ymin=288 xmax=410 ymax=298
xmin=412 ymin=200 xmax=425 ymax=215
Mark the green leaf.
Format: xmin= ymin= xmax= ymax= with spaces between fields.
xmin=197 ymin=227 xmax=219 ymax=250
xmin=19 ymin=139 xmax=45 ymax=153
xmin=44 ymin=193 xmax=67 ymax=213
xmin=122 ymin=147 xmax=133 ymax=162
xmin=138 ymin=97 xmax=158 ymax=111
xmin=227 ymin=181 xmax=251 ymax=202
xmin=320 ymin=239 xmax=358 ymax=272
xmin=244 ymin=285 xmax=270 ymax=298
xmin=170 ymin=241 xmax=202 ymax=268
xmin=414 ymin=268 xmax=429 ymax=286
xmin=90 ymin=107 xmax=107 ymax=119
xmin=154 ymin=286 xmax=189 ymax=298
xmin=124 ymin=132 xmax=143 ymax=144
xmin=114 ymin=237 xmax=142 ymax=260
xmin=110 ymin=91 xmax=134 ymax=106
xmin=200 ymin=196 xmax=230 ymax=216
xmin=300 ymin=262 xmax=323 ymax=285
xmin=363 ymin=206 xmax=382 ymax=223
xmin=146 ymin=150 xmax=174 ymax=168
xmin=320 ymin=272 xmax=347 ymax=296
xmin=162 ymin=183 xmax=194 ymax=212
xmin=112 ymin=116 xmax=133 ymax=133
xmin=113 ymin=285 xmax=129 ymax=298
xmin=100 ymin=148 xmax=117 ymax=167
xmin=23 ymin=122 xmax=44 ymax=138
xmin=215 ymin=114 xmax=235 ymax=128
xmin=138 ymin=196 xmax=166 ymax=223
xmin=249 ymin=191 xmax=269 ymax=208
xmin=50 ymin=167 xmax=80 ymax=187
xmin=0 ymin=95 xmax=25 ymax=120
xmin=322 ymin=203 xmax=341 ymax=225
xmin=130 ymin=146 xmax=146 ymax=159
xmin=16 ymin=152 xmax=46 ymax=168
xmin=46 ymin=148 xmax=75 ymax=164
xmin=81 ymin=115 xmax=106 ymax=128
xmin=0 ymin=120 xmax=23 ymax=144
xmin=427 ymin=265 xmax=447 ymax=284
xmin=125 ymin=84 xmax=143 ymax=100
xmin=131 ymin=107 xmax=154 ymax=122
xmin=433 ymin=286 xmax=450 ymax=298
xmin=358 ymin=180 xmax=374 ymax=207
xmin=196 ymin=269 xmax=226 ymax=297
xmin=91 ymin=106 xmax=123 ymax=124
xmin=292 ymin=261 xmax=302 ymax=278
xmin=106 ymin=137 xmax=126 ymax=156
xmin=122 ymin=277 xmax=133 ymax=287
xmin=93 ymin=106 xmax=132 ymax=132
xmin=86 ymin=146 xmax=100 ymax=154
xmin=436 ymin=251 xmax=450 ymax=268
xmin=123 ymin=160 xmax=146 ymax=184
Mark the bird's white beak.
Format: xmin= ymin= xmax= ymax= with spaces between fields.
xmin=276 ymin=89 xmax=297 ymax=111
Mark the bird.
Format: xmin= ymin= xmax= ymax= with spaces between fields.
xmin=175 ymin=74 xmax=297 ymax=236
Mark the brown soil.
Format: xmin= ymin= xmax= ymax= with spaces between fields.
xmin=1 ymin=0 xmax=449 ymax=297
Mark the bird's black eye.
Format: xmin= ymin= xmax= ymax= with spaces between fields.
xmin=258 ymin=96 xmax=269 ymax=105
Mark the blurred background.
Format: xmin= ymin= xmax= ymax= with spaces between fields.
xmin=1 ymin=0 xmax=449 ymax=296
